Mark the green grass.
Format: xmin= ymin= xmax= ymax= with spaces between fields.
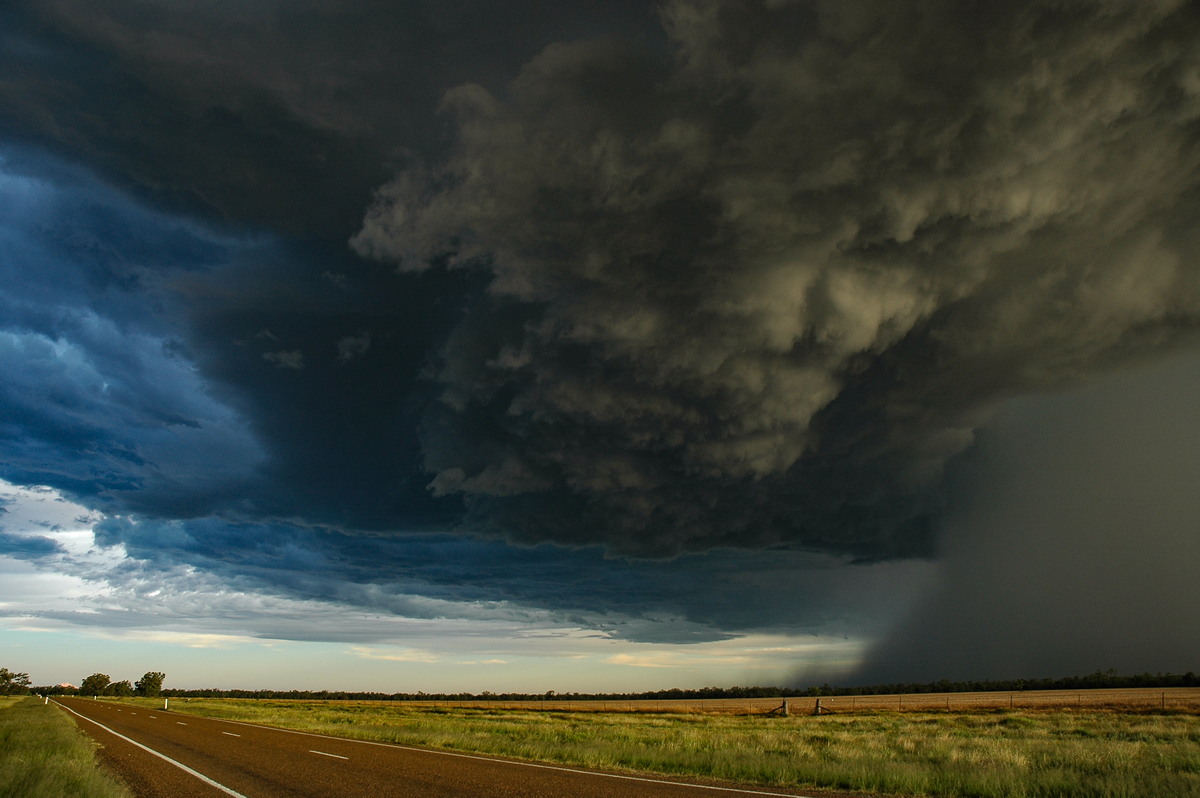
xmin=0 ymin=696 xmax=132 ymax=798
xmin=110 ymin=697 xmax=1200 ymax=797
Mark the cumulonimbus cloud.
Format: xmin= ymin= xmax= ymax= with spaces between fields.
xmin=354 ymin=0 xmax=1200 ymax=557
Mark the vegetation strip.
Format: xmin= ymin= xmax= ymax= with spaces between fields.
xmin=0 ymin=697 xmax=131 ymax=798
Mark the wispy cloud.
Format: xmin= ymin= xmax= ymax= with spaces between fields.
xmin=349 ymin=646 xmax=440 ymax=664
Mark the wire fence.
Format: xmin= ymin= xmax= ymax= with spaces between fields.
xmin=396 ymin=687 xmax=1200 ymax=715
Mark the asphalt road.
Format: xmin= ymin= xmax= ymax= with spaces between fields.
xmin=55 ymin=697 xmax=823 ymax=798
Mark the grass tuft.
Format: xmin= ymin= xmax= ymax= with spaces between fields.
xmin=0 ymin=697 xmax=131 ymax=798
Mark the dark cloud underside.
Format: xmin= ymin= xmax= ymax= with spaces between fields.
xmin=355 ymin=0 xmax=1200 ymax=556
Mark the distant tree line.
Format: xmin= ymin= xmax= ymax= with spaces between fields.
xmin=33 ymin=669 xmax=1189 ymax=702
xmin=30 ymin=671 xmax=166 ymax=697
xmin=140 ymin=684 xmax=792 ymax=701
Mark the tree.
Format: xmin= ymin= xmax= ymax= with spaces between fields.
xmin=0 ymin=667 xmax=32 ymax=695
xmin=108 ymin=680 xmax=134 ymax=697
xmin=80 ymin=673 xmax=111 ymax=697
xmin=135 ymin=671 xmax=166 ymax=697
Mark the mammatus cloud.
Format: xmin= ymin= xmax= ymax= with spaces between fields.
xmin=355 ymin=0 xmax=1200 ymax=557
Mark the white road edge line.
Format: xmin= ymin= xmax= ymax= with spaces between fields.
xmin=309 ymin=749 xmax=349 ymax=760
xmin=209 ymin=716 xmax=814 ymax=797
xmin=52 ymin=700 xmax=250 ymax=798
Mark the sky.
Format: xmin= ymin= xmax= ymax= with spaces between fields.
xmin=1 ymin=0 xmax=1198 ymax=694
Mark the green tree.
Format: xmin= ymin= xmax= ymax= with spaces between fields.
xmin=107 ymin=680 xmax=134 ymax=697
xmin=0 ymin=667 xmax=32 ymax=695
xmin=135 ymin=671 xmax=166 ymax=697
xmin=80 ymin=673 xmax=111 ymax=697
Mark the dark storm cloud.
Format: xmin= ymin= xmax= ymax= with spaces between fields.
xmin=0 ymin=7 xmax=373 ymax=238
xmin=0 ymin=147 xmax=265 ymax=511
xmin=357 ymin=0 xmax=1200 ymax=557
xmin=0 ymin=0 xmax=659 ymax=237
xmin=0 ymin=0 xmax=662 ymax=536
xmin=0 ymin=146 xmax=462 ymax=530
xmin=2 ymin=0 xmax=1199 ymax=676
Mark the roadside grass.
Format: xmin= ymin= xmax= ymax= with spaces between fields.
xmin=0 ymin=697 xmax=132 ymax=798
xmin=109 ymin=697 xmax=1200 ymax=797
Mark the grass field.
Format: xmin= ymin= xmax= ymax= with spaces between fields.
xmin=321 ymin=688 xmax=1200 ymax=715
xmin=0 ymin=696 xmax=131 ymax=798
xmin=108 ymin=695 xmax=1200 ymax=797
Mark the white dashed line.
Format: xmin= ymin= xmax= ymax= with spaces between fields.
xmin=222 ymin=731 xmax=242 ymax=737
xmin=177 ymin=722 xmax=188 ymax=726
xmin=310 ymin=750 xmax=349 ymax=760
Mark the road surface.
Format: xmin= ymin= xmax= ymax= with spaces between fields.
xmin=56 ymin=697 xmax=829 ymax=798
